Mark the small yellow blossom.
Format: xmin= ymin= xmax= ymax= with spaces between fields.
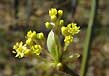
xmin=61 ymin=23 xmax=80 ymax=36
xmin=31 ymin=45 xmax=42 ymax=55
xmin=59 ymin=20 xmax=64 ymax=26
xmin=13 ymin=41 xmax=30 ymax=58
xmin=61 ymin=26 xmax=69 ymax=36
xmin=67 ymin=23 xmax=80 ymax=35
xmin=49 ymin=8 xmax=57 ymax=16
xmin=45 ymin=22 xmax=52 ymax=29
xmin=50 ymin=15 xmax=57 ymax=21
xmin=26 ymin=38 xmax=33 ymax=45
xmin=27 ymin=30 xmax=32 ymax=38
xmin=26 ymin=30 xmax=38 ymax=46
xmin=58 ymin=10 xmax=63 ymax=16
xmin=36 ymin=32 xmax=44 ymax=39
xmin=27 ymin=30 xmax=37 ymax=39
xmin=64 ymin=36 xmax=73 ymax=44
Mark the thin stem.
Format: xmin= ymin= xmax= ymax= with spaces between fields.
xmin=64 ymin=43 xmax=69 ymax=51
xmin=80 ymin=0 xmax=97 ymax=76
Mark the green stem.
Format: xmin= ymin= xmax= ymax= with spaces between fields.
xmin=80 ymin=0 xmax=97 ymax=76
xmin=64 ymin=43 xmax=69 ymax=51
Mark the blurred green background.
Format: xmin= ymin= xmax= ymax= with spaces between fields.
xmin=0 ymin=0 xmax=109 ymax=76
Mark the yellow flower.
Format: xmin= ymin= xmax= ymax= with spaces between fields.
xmin=13 ymin=41 xmax=30 ymax=58
xmin=58 ymin=10 xmax=63 ymax=16
xmin=59 ymin=20 xmax=64 ymax=26
xmin=64 ymin=36 xmax=73 ymax=44
xmin=31 ymin=45 xmax=42 ymax=55
xmin=45 ymin=22 xmax=52 ymax=29
xmin=26 ymin=30 xmax=38 ymax=45
xmin=27 ymin=30 xmax=32 ymax=38
xmin=61 ymin=23 xmax=80 ymax=36
xmin=27 ymin=30 xmax=37 ymax=39
xmin=61 ymin=26 xmax=69 ymax=36
xmin=26 ymin=38 xmax=33 ymax=45
xmin=49 ymin=8 xmax=57 ymax=16
xmin=68 ymin=23 xmax=80 ymax=35
xmin=36 ymin=32 xmax=44 ymax=40
xmin=50 ymin=15 xmax=57 ymax=22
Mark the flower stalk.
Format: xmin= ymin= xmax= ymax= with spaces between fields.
xmin=80 ymin=0 xmax=97 ymax=76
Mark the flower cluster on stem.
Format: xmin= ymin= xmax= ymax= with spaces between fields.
xmin=13 ymin=30 xmax=44 ymax=58
xmin=12 ymin=8 xmax=80 ymax=75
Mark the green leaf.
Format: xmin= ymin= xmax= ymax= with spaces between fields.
xmin=47 ymin=30 xmax=61 ymax=62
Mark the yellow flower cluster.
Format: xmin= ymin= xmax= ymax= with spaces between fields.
xmin=49 ymin=8 xmax=63 ymax=22
xmin=26 ymin=31 xmax=36 ymax=45
xmin=61 ymin=23 xmax=80 ymax=44
xmin=13 ymin=31 xmax=44 ymax=58
xmin=13 ymin=41 xmax=30 ymax=58
xmin=45 ymin=8 xmax=64 ymax=30
xmin=61 ymin=23 xmax=80 ymax=36
xmin=26 ymin=31 xmax=44 ymax=45
xmin=31 ymin=45 xmax=42 ymax=55
xmin=64 ymin=36 xmax=73 ymax=44
xmin=27 ymin=30 xmax=37 ymax=39
xmin=47 ymin=8 xmax=80 ymax=45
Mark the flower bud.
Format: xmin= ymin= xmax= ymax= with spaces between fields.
xmin=24 ymin=49 xmax=30 ymax=55
xmin=27 ymin=30 xmax=32 ymax=38
xmin=27 ymin=31 xmax=37 ymax=39
xmin=45 ymin=22 xmax=52 ymax=29
xmin=59 ymin=20 xmax=64 ymax=26
xmin=31 ymin=31 xmax=37 ymax=38
xmin=49 ymin=8 xmax=57 ymax=16
xmin=26 ymin=38 xmax=32 ymax=45
xmin=64 ymin=35 xmax=73 ymax=44
xmin=32 ymin=45 xmax=42 ymax=55
xmin=58 ymin=10 xmax=63 ymax=16
xmin=61 ymin=26 xmax=68 ymax=36
xmin=37 ymin=32 xmax=44 ymax=39
xmin=50 ymin=15 xmax=57 ymax=22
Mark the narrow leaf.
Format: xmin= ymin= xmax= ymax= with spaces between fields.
xmin=47 ymin=30 xmax=61 ymax=61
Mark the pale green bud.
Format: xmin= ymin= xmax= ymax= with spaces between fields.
xmin=59 ymin=20 xmax=64 ymax=26
xmin=37 ymin=32 xmax=44 ymax=39
xmin=45 ymin=22 xmax=52 ymax=29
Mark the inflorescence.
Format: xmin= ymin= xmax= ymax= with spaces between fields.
xmin=13 ymin=8 xmax=80 ymax=58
